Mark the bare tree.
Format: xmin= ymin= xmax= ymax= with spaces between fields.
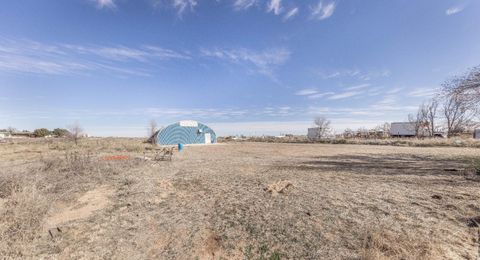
xmin=442 ymin=93 xmax=476 ymax=137
xmin=408 ymin=105 xmax=426 ymax=138
xmin=440 ymin=67 xmax=480 ymax=137
xmin=68 ymin=122 xmax=84 ymax=145
xmin=6 ymin=127 xmax=17 ymax=134
xmin=421 ymin=99 xmax=438 ymax=137
xmin=443 ymin=66 xmax=480 ymax=107
xmin=313 ymin=116 xmax=331 ymax=139
xmin=371 ymin=122 xmax=390 ymax=138
xmin=382 ymin=122 xmax=391 ymax=137
xmin=343 ymin=128 xmax=354 ymax=138
xmin=148 ymin=119 xmax=158 ymax=145
xmin=356 ymin=127 xmax=369 ymax=138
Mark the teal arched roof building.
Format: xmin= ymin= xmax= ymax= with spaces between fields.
xmin=155 ymin=120 xmax=217 ymax=145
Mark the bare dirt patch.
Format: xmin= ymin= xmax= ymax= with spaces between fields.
xmin=45 ymin=185 xmax=114 ymax=230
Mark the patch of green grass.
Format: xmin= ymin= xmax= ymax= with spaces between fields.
xmin=269 ymin=251 xmax=281 ymax=260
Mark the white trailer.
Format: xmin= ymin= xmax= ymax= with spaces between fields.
xmin=390 ymin=122 xmax=416 ymax=137
xmin=474 ymin=129 xmax=480 ymax=139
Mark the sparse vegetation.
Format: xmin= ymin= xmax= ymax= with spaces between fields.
xmin=0 ymin=139 xmax=479 ymax=259
xmin=230 ymin=135 xmax=480 ymax=148
xmin=68 ymin=122 xmax=84 ymax=145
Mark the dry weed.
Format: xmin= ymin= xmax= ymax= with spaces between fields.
xmin=1 ymin=139 xmax=479 ymax=259
xmin=360 ymin=219 xmax=443 ymax=260
xmin=264 ymin=180 xmax=293 ymax=195
xmin=0 ymin=184 xmax=48 ymax=257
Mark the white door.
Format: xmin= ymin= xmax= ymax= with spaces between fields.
xmin=204 ymin=133 xmax=211 ymax=144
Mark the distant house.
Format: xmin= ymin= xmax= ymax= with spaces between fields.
xmin=0 ymin=132 xmax=9 ymax=139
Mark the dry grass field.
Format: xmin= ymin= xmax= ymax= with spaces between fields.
xmin=1 ymin=138 xmax=479 ymax=259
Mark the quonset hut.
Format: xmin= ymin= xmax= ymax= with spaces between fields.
xmin=152 ymin=120 xmax=217 ymax=145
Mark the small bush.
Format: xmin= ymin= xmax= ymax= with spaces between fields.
xmin=52 ymin=128 xmax=70 ymax=137
xmin=33 ymin=128 xmax=50 ymax=138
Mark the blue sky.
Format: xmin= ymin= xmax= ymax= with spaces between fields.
xmin=0 ymin=0 xmax=479 ymax=136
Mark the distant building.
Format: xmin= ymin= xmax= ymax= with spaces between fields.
xmin=475 ymin=129 xmax=480 ymax=139
xmin=390 ymin=122 xmax=428 ymax=137
xmin=308 ymin=127 xmax=326 ymax=140
xmin=150 ymin=120 xmax=217 ymax=145
xmin=11 ymin=132 xmax=34 ymax=138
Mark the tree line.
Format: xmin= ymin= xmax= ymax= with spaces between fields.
xmin=2 ymin=123 xmax=85 ymax=145
xmin=409 ymin=66 xmax=479 ymax=137
xmin=312 ymin=66 xmax=479 ymax=139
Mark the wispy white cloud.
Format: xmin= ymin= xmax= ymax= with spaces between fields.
xmin=62 ymin=44 xmax=190 ymax=61
xmin=295 ymin=88 xmax=334 ymax=99
xmin=346 ymin=83 xmax=370 ymax=91
xmin=92 ymin=46 xmax=149 ymax=62
xmin=283 ymin=7 xmax=299 ymax=21
xmin=267 ymin=0 xmax=282 ymax=15
xmin=408 ymin=88 xmax=439 ymax=97
xmin=142 ymin=45 xmax=192 ymax=60
xmin=145 ymin=107 xmax=249 ymax=119
xmin=93 ymin=0 xmax=116 ymax=9
xmin=316 ymin=68 xmax=390 ymax=80
xmin=0 ymin=38 xmax=189 ymax=76
xmin=386 ymin=87 xmax=402 ymax=94
xmin=373 ymin=95 xmax=396 ymax=107
xmin=327 ymin=90 xmax=362 ymax=100
xmin=233 ymin=0 xmax=258 ymax=10
xmin=367 ymin=87 xmax=384 ymax=96
xmin=173 ymin=0 xmax=198 ymax=16
xmin=308 ymin=92 xmax=334 ymax=99
xmin=310 ymin=1 xmax=336 ymax=20
xmin=201 ymin=47 xmax=290 ymax=78
xmin=295 ymin=88 xmax=318 ymax=96
xmin=446 ymin=5 xmax=464 ymax=16
xmin=322 ymin=69 xmax=358 ymax=79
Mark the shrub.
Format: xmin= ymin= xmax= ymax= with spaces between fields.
xmin=52 ymin=128 xmax=70 ymax=137
xmin=33 ymin=128 xmax=50 ymax=138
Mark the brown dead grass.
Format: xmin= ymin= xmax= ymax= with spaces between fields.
xmin=0 ymin=139 xmax=479 ymax=259
xmin=235 ymin=135 xmax=480 ymax=148
xmin=360 ymin=218 xmax=443 ymax=260
xmin=0 ymin=184 xmax=48 ymax=257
